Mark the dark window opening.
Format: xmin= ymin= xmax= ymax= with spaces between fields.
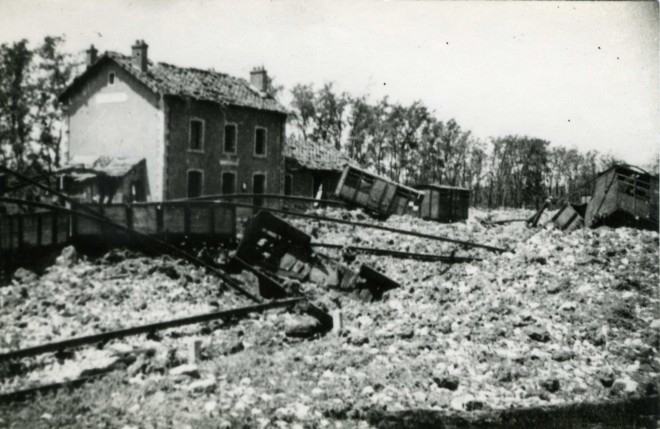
xmin=254 ymin=128 xmax=266 ymax=156
xmin=130 ymin=181 xmax=145 ymax=202
xmin=253 ymin=174 xmax=266 ymax=207
xmin=108 ymin=72 xmax=115 ymax=85
xmin=222 ymin=172 xmax=236 ymax=195
xmin=187 ymin=171 xmax=203 ymax=198
xmin=284 ymin=175 xmax=293 ymax=196
xmin=190 ymin=120 xmax=203 ymax=151
xmin=224 ymin=125 xmax=237 ymax=153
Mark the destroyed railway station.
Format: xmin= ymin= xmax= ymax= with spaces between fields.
xmin=0 ymin=40 xmax=658 ymax=429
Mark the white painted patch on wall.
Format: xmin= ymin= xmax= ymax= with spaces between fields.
xmin=96 ymin=92 xmax=128 ymax=104
xmin=220 ymin=159 xmax=239 ymax=167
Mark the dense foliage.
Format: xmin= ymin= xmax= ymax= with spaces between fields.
xmin=287 ymin=83 xmax=655 ymax=209
xmin=0 ymin=36 xmax=75 ymax=176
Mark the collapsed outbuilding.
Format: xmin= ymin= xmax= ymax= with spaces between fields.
xmin=58 ymin=156 xmax=148 ymax=204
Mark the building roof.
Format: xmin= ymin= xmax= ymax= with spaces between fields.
xmin=284 ymin=138 xmax=355 ymax=172
xmin=60 ymin=52 xmax=287 ymax=114
xmin=59 ymin=155 xmax=144 ymax=181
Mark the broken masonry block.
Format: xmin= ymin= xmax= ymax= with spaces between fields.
xmin=331 ymin=310 xmax=343 ymax=334
xmin=187 ymin=338 xmax=201 ymax=364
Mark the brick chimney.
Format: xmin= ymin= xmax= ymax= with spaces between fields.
xmin=86 ymin=44 xmax=98 ymax=68
xmin=250 ymin=66 xmax=268 ymax=93
xmin=131 ymin=40 xmax=149 ymax=72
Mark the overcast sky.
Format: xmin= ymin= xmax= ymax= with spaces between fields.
xmin=1 ymin=0 xmax=658 ymax=165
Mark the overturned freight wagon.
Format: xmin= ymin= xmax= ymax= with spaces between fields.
xmin=584 ymin=165 xmax=659 ymax=231
xmin=414 ymin=184 xmax=470 ymax=223
xmin=334 ymin=166 xmax=423 ymax=218
xmin=551 ymin=203 xmax=587 ymax=232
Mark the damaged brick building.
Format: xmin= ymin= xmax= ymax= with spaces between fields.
xmin=59 ymin=40 xmax=288 ymax=202
xmin=284 ymin=137 xmax=354 ymax=200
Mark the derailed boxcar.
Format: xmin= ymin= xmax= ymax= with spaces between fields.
xmin=414 ymin=184 xmax=470 ymax=223
xmin=585 ymin=165 xmax=659 ymax=231
xmin=334 ymin=165 xmax=423 ymax=218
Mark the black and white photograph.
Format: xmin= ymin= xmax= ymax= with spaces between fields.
xmin=0 ymin=1 xmax=658 ymax=428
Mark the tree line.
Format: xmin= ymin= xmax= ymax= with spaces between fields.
xmin=287 ymin=82 xmax=653 ymax=209
xmin=0 ymin=37 xmax=654 ymax=208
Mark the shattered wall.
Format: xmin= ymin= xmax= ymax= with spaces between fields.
xmin=65 ymin=61 xmax=165 ymax=201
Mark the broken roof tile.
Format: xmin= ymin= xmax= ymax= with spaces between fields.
xmin=285 ymin=138 xmax=356 ymax=172
xmin=61 ymin=52 xmax=287 ymax=114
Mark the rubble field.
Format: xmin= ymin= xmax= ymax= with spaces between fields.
xmin=0 ymin=208 xmax=658 ymax=429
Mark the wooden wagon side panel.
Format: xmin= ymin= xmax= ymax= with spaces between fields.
xmin=131 ymin=204 xmax=159 ymax=235
xmin=552 ymin=204 xmax=584 ymax=232
xmin=452 ymin=189 xmax=470 ymax=222
xmin=40 ymin=213 xmax=54 ymax=246
xmin=213 ymin=205 xmax=236 ymax=240
xmin=0 ymin=216 xmax=17 ymax=251
xmin=55 ymin=212 xmax=70 ymax=244
xmin=189 ymin=205 xmax=212 ymax=234
xmin=103 ymin=205 xmax=130 ymax=229
xmin=21 ymin=214 xmax=40 ymax=247
xmin=74 ymin=205 xmax=104 ymax=236
xmin=162 ymin=205 xmax=186 ymax=234
xmin=419 ymin=189 xmax=431 ymax=219
xmin=585 ymin=169 xmax=616 ymax=227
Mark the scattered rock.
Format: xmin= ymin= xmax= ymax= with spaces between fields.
xmin=204 ymin=400 xmax=218 ymax=414
xmin=347 ymin=331 xmax=369 ymax=346
xmin=187 ymin=378 xmax=217 ymax=393
xmin=465 ymin=400 xmax=486 ymax=411
xmin=79 ymin=356 xmax=123 ymax=378
xmin=433 ymin=375 xmax=459 ymax=391
xmin=599 ymin=371 xmax=616 ymax=388
xmin=285 ymin=317 xmax=322 ymax=338
xmin=226 ymin=340 xmax=245 ymax=355
xmin=361 ymin=386 xmax=375 ymax=396
xmin=169 ymin=364 xmax=200 ymax=378
xmin=559 ymin=301 xmax=577 ymax=311
xmin=12 ymin=267 xmax=38 ymax=284
xmin=527 ymin=327 xmax=551 ymax=343
xmin=55 ymin=245 xmax=78 ymax=267
xmin=610 ymin=377 xmax=638 ymax=395
xmin=541 ymin=378 xmax=560 ymax=393
xmin=551 ymin=350 xmax=575 ymax=362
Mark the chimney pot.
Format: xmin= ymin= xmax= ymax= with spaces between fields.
xmin=131 ymin=40 xmax=149 ymax=72
xmin=86 ymin=44 xmax=98 ymax=68
xmin=250 ymin=66 xmax=268 ymax=93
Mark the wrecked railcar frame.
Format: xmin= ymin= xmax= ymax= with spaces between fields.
xmin=585 ymin=165 xmax=659 ymax=230
xmin=235 ymin=211 xmax=402 ymax=301
xmin=334 ymin=165 xmax=423 ymax=218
